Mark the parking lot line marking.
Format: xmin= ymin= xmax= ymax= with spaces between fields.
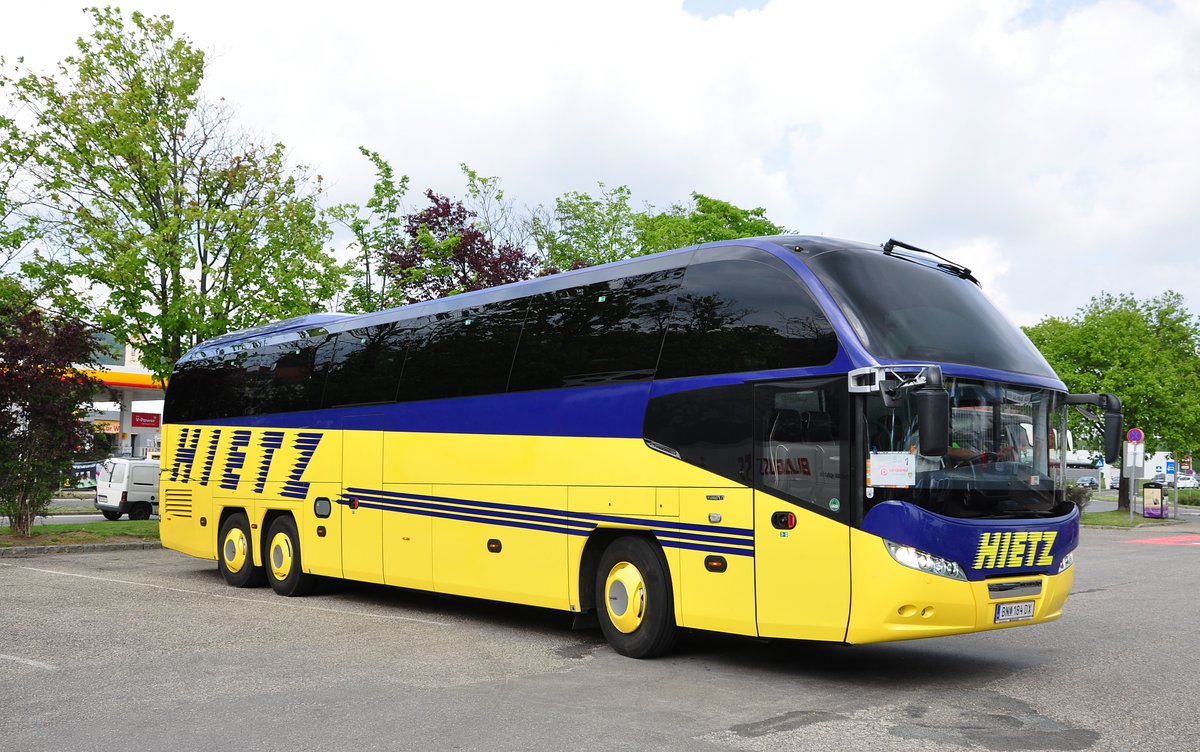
xmin=0 ymin=562 xmax=450 ymax=626
xmin=0 ymin=653 xmax=57 ymax=671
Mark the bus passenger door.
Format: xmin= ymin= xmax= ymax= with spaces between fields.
xmin=342 ymin=417 xmax=384 ymax=584
xmin=753 ymin=380 xmax=852 ymax=642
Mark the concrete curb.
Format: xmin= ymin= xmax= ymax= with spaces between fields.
xmin=0 ymin=541 xmax=163 ymax=558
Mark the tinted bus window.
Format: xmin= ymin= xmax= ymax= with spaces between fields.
xmin=165 ymin=349 xmax=248 ymax=422
xmin=754 ymin=378 xmax=849 ymax=520
xmin=657 ymin=259 xmax=837 ymax=379
xmin=510 ymin=269 xmax=683 ymax=391
xmin=304 ymin=333 xmax=339 ymax=410
xmin=239 ymin=344 xmax=277 ymax=415
xmin=643 ymin=383 xmax=753 ymax=484
xmin=399 ymin=299 xmax=527 ymax=402
xmin=324 ymin=325 xmax=405 ymax=407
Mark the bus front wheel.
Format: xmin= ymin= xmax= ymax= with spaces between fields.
xmin=264 ymin=516 xmax=316 ymax=597
xmin=595 ymin=536 xmax=676 ymax=658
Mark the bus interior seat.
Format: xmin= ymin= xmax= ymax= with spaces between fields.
xmin=801 ymin=411 xmax=834 ymax=442
xmin=770 ymin=409 xmax=806 ymax=443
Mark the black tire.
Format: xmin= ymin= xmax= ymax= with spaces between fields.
xmin=217 ymin=512 xmax=265 ymax=588
xmin=128 ymin=502 xmax=152 ymax=521
xmin=264 ymin=516 xmax=316 ymax=597
xmin=101 ymin=510 xmax=123 ymax=521
xmin=595 ymin=536 xmax=677 ymax=658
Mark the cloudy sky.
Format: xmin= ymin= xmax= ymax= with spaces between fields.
xmin=2 ymin=0 xmax=1195 ymax=326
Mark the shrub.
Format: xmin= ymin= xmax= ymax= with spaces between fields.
xmin=1066 ymin=484 xmax=1092 ymax=512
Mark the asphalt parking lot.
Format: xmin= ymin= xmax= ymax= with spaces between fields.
xmin=2 ymin=522 xmax=1198 ymax=752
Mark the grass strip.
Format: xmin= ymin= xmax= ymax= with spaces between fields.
xmin=1081 ymin=510 xmax=1175 ymax=528
xmin=0 ymin=520 xmax=159 ymax=547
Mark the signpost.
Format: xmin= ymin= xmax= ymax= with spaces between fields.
xmin=1126 ymin=428 xmax=1145 ymax=524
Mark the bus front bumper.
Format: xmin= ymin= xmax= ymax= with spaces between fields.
xmin=845 ymin=529 xmax=1075 ymax=644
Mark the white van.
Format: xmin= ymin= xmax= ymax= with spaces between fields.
xmin=94 ymin=458 xmax=160 ymax=520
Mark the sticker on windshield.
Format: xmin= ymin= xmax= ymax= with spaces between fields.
xmin=868 ymin=451 xmax=916 ymax=487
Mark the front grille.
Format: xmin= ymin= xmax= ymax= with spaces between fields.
xmin=987 ymin=579 xmax=1042 ymax=600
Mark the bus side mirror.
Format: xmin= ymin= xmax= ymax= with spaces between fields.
xmin=916 ymin=387 xmax=949 ymax=457
xmin=1067 ymin=392 xmax=1122 ymax=463
xmin=1104 ymin=405 xmax=1123 ymax=464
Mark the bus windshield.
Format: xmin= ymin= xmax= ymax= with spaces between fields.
xmin=803 ymin=246 xmax=1057 ymax=379
xmin=865 ymin=379 xmax=1069 ymax=519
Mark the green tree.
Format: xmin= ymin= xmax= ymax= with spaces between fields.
xmin=1 ymin=7 xmax=340 ymax=382
xmin=1024 ymin=291 xmax=1200 ymax=510
xmin=0 ymin=123 xmax=37 ymax=273
xmin=460 ymin=163 xmax=530 ymax=253
xmin=531 ymin=187 xmax=789 ymax=271
xmin=0 ymin=277 xmax=104 ymax=538
xmin=329 ymin=147 xmax=410 ymax=313
xmin=636 ymin=192 xmax=785 ymax=253
xmin=531 ymin=183 xmax=639 ymax=270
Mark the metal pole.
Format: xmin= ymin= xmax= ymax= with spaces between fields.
xmin=1173 ymin=449 xmax=1179 ymax=519
xmin=1128 ymin=442 xmax=1135 ymax=525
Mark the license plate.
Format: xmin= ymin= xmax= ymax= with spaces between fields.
xmin=995 ymin=600 xmax=1035 ymax=623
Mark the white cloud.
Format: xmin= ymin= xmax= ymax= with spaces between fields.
xmin=2 ymin=0 xmax=1197 ymax=325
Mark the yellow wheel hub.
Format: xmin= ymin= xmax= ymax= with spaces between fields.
xmin=604 ymin=561 xmax=646 ymax=634
xmin=222 ymin=527 xmax=249 ymax=574
xmin=269 ymin=531 xmax=294 ymax=582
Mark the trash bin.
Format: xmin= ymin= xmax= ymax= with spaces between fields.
xmin=1142 ymin=481 xmax=1167 ymax=518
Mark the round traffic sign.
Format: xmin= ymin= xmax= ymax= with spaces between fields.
xmin=1127 ymin=427 xmax=1144 ymax=443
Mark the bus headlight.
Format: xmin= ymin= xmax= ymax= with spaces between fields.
xmin=883 ymin=539 xmax=967 ymax=581
xmin=1056 ymin=552 xmax=1074 ymax=574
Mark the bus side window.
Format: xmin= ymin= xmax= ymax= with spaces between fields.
xmin=657 ymin=257 xmax=837 ymax=379
xmin=643 ymin=383 xmax=753 ymax=484
xmin=324 ymin=325 xmax=406 ymax=408
xmin=398 ymin=299 xmax=527 ymax=402
xmin=509 ymin=269 xmax=682 ymax=392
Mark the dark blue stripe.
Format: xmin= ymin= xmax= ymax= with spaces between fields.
xmin=185 ymin=382 xmax=654 ymax=439
xmin=345 ymin=486 xmax=754 ymax=539
xmin=345 ymin=499 xmax=593 ymax=537
xmin=343 ymin=499 xmax=755 ymax=556
xmin=652 ymin=529 xmax=755 ymax=549
xmin=348 ymin=492 xmax=593 ymax=533
xmin=347 ymin=491 xmax=754 ymax=552
xmin=658 ymin=538 xmax=754 ymax=558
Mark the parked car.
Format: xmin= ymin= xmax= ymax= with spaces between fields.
xmin=1172 ymin=474 xmax=1199 ymax=489
xmin=94 ymin=457 xmax=160 ymax=520
xmin=1075 ymin=476 xmax=1099 ymax=489
xmin=1109 ymin=476 xmax=1121 ymax=489
xmin=1152 ymin=473 xmax=1167 ymax=484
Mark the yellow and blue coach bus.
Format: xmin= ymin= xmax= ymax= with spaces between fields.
xmin=159 ymin=236 xmax=1122 ymax=657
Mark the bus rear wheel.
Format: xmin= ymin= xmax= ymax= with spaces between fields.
xmin=595 ymin=536 xmax=677 ymax=658
xmin=217 ymin=512 xmax=264 ymax=588
xmin=265 ymin=516 xmax=316 ymax=597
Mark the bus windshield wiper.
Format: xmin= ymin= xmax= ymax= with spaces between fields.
xmin=882 ymin=238 xmax=979 ymax=286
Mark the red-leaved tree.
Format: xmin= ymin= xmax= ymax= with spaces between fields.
xmin=385 ymin=190 xmax=537 ymax=304
xmin=0 ymin=278 xmax=104 ymax=537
